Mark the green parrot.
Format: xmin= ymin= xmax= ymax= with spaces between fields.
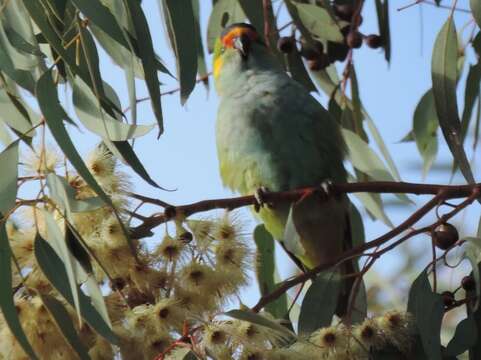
xmin=213 ymin=23 xmax=354 ymax=312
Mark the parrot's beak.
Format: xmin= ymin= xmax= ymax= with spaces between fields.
xmin=233 ymin=34 xmax=250 ymax=59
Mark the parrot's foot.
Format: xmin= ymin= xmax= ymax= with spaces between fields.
xmin=254 ymin=186 xmax=273 ymax=212
xmin=318 ymin=180 xmax=334 ymax=201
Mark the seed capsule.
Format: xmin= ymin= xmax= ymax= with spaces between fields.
xmin=433 ymin=223 xmax=459 ymax=250
xmin=277 ymin=37 xmax=295 ymax=53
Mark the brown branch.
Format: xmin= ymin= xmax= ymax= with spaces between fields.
xmin=130 ymin=181 xmax=481 ymax=239
xmin=263 ymin=0 xmax=273 ymax=49
xmin=252 ymin=187 xmax=480 ymax=312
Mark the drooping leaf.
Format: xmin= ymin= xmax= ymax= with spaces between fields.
xmin=253 ymin=224 xmax=288 ymax=319
xmin=39 ymin=294 xmax=91 ymax=360
xmin=71 ymin=0 xmax=130 ymax=50
xmin=0 ymin=35 xmax=35 ymax=92
xmin=36 ymin=71 xmax=136 ymax=257
xmin=0 ymin=141 xmax=18 ymax=214
xmin=46 ymin=173 xmax=103 ymax=215
xmin=467 ymin=262 xmax=481 ymax=360
xmin=42 ymin=210 xmax=82 ymax=321
xmin=191 ymin=0 xmax=208 ymax=84
xmin=348 ymin=172 xmax=393 ymax=228
xmin=412 ymin=90 xmax=439 ymax=178
xmin=445 ymin=316 xmax=477 ymax=356
xmin=292 ymin=3 xmax=343 ymax=43
xmin=224 ymin=309 xmax=295 ymax=339
xmin=431 ymin=17 xmax=475 ymax=184
xmin=286 ymin=48 xmax=317 ymax=92
xmin=374 ymin=0 xmax=391 ymax=62
xmin=298 ymin=271 xmax=341 ymax=335
xmin=407 ymin=270 xmax=444 ymax=360
xmin=122 ymin=0 xmax=164 ymax=133
xmin=72 ymin=78 xmax=155 ymax=140
xmin=0 ymin=220 xmax=38 ymax=359
xmin=463 ymin=237 xmax=481 ymax=310
xmin=207 ymin=0 xmax=245 ymax=52
xmin=162 ymin=0 xmax=198 ymax=104
xmin=34 ymin=233 xmax=118 ymax=344
xmin=461 ymin=63 xmax=481 ymax=140
xmin=342 ymin=129 xmax=409 ymax=206
xmin=471 ymin=0 xmax=481 ymax=29
xmin=24 ymin=0 xmax=119 ymax=116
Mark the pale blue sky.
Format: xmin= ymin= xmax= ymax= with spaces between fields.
xmin=32 ymin=1 xmax=481 ymax=309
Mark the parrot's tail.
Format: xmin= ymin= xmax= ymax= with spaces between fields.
xmin=335 ymin=213 xmax=359 ymax=320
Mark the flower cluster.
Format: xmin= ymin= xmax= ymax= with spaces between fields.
xmin=1 ymin=145 xmax=254 ymax=359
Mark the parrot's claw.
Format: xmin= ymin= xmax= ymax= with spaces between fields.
xmin=254 ymin=186 xmax=272 ymax=212
xmin=318 ymin=180 xmax=334 ymax=200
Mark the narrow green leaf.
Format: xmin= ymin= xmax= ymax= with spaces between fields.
xmin=253 ymin=224 xmax=288 ymax=319
xmin=292 ymin=3 xmax=343 ymax=43
xmin=72 ymin=78 xmax=154 ymax=140
xmin=343 ymin=129 xmax=398 ymax=184
xmin=191 ymin=0 xmax=208 ymax=84
xmin=349 ymin=203 xmax=365 ymax=248
xmin=224 ymin=309 xmax=294 ymax=339
xmin=349 ymin=175 xmax=393 ymax=228
xmin=286 ymin=48 xmax=317 ymax=93
xmin=0 ymin=141 xmax=18 ymax=214
xmin=37 ymin=71 xmax=109 ymax=206
xmin=34 ymin=233 xmax=119 ymax=344
xmin=412 ymin=90 xmax=439 ymax=178
xmin=0 ymin=221 xmax=38 ymax=359
xmin=463 ymin=237 xmax=481 ymax=310
xmin=0 ymin=86 xmax=35 ymax=136
xmin=407 ymin=270 xmax=444 ymax=360
xmin=43 ymin=210 xmax=82 ymax=321
xmin=36 ymin=71 xmax=136 ymax=257
xmin=24 ymin=0 xmax=119 ymax=116
xmin=432 ymin=17 xmax=475 ymax=184
xmin=71 ymin=0 xmax=129 ymax=50
xmin=65 ymin=223 xmax=93 ymax=275
xmin=123 ymin=0 xmax=163 ymax=134
xmin=461 ymin=63 xmax=481 ymax=140
xmin=298 ymin=271 xmax=341 ymax=335
xmin=375 ymin=0 xmax=391 ymax=62
xmin=46 ymin=173 xmax=103 ymax=214
xmin=40 ymin=294 xmax=91 ymax=360
xmin=445 ymin=316 xmax=477 ymax=356
xmin=162 ymin=0 xmax=198 ymax=104
xmin=0 ymin=39 xmax=35 ymax=92
xmin=471 ymin=0 xmax=481 ymax=29
xmin=206 ymin=0 xmax=245 ymax=53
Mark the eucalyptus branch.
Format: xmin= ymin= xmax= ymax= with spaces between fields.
xmin=252 ymin=187 xmax=480 ymax=312
xmin=131 ymin=181 xmax=481 ymax=239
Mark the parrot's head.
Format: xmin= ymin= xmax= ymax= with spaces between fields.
xmin=213 ymin=23 xmax=279 ymax=95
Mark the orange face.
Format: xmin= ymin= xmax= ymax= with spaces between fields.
xmin=220 ymin=25 xmax=259 ymax=50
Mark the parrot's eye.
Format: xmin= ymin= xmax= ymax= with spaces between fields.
xmin=220 ymin=46 xmax=226 ymax=54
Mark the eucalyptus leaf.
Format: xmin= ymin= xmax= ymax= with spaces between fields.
xmin=40 ymin=294 xmax=91 ymax=360
xmin=0 ymin=220 xmax=38 ymax=359
xmin=34 ymin=233 xmax=118 ymax=344
xmin=407 ymin=270 xmax=444 ymax=360
xmin=293 ymin=3 xmax=343 ymax=43
xmin=207 ymin=0 xmax=245 ymax=52
xmin=162 ymin=0 xmax=198 ymax=104
xmin=72 ymin=78 xmax=155 ymax=141
xmin=431 ymin=17 xmax=474 ymax=184
xmin=254 ymin=224 xmax=288 ymax=319
xmin=412 ymin=90 xmax=439 ymax=178
xmin=298 ymin=271 xmax=341 ymax=335
xmin=224 ymin=309 xmax=294 ymax=339
xmin=0 ymin=141 xmax=18 ymax=214
xmin=471 ymin=0 xmax=481 ymax=29
xmin=123 ymin=0 xmax=163 ymax=133
xmin=445 ymin=316 xmax=477 ymax=356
